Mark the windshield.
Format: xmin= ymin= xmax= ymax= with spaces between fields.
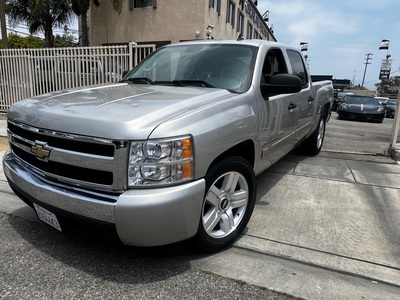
xmin=344 ymin=96 xmax=380 ymax=105
xmin=387 ymin=100 xmax=397 ymax=106
xmin=123 ymin=43 xmax=257 ymax=93
xmin=337 ymin=92 xmax=353 ymax=99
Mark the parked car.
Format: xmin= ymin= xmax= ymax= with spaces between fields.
xmin=337 ymin=95 xmax=385 ymax=123
xmin=332 ymin=91 xmax=354 ymax=111
xmin=374 ymin=96 xmax=389 ymax=105
xmin=3 ymin=40 xmax=333 ymax=252
xmin=382 ymin=99 xmax=397 ymax=118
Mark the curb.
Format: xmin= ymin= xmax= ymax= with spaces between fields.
xmin=389 ymin=147 xmax=400 ymax=162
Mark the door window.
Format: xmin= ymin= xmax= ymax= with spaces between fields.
xmin=286 ymin=50 xmax=309 ymax=87
xmin=261 ymin=49 xmax=287 ymax=83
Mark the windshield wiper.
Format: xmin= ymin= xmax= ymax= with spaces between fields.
xmin=120 ymin=77 xmax=156 ymax=85
xmin=172 ymin=80 xmax=215 ymax=88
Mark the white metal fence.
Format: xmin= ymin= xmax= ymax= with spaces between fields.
xmin=0 ymin=42 xmax=155 ymax=112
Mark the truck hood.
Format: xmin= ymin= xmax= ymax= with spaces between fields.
xmin=8 ymin=83 xmax=233 ymax=139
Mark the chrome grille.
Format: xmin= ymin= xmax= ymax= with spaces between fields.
xmin=7 ymin=120 xmax=129 ymax=192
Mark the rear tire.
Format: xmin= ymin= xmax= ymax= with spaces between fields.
xmin=191 ymin=156 xmax=256 ymax=253
xmin=302 ymin=115 xmax=326 ymax=156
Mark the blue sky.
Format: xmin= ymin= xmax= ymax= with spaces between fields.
xmin=258 ymin=0 xmax=400 ymax=89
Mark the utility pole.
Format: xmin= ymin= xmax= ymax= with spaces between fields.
xmin=361 ymin=53 xmax=373 ymax=87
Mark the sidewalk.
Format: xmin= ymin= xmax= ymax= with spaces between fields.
xmin=193 ymin=153 xmax=400 ymax=299
xmin=1 ymin=117 xmax=400 ymax=299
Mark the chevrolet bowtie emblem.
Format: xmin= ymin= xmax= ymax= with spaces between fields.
xmin=31 ymin=142 xmax=51 ymax=159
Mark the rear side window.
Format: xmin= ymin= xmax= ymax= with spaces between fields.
xmin=286 ymin=50 xmax=309 ymax=87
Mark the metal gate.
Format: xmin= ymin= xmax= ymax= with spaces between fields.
xmin=0 ymin=42 xmax=155 ymax=112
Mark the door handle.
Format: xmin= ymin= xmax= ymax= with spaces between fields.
xmin=308 ymin=96 xmax=314 ymax=101
xmin=288 ymin=102 xmax=297 ymax=110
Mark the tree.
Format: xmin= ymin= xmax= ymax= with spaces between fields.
xmin=71 ymin=0 xmax=90 ymax=46
xmin=54 ymin=30 xmax=76 ymax=47
xmin=1 ymin=33 xmax=46 ymax=48
xmin=5 ymin=0 xmax=75 ymax=47
xmin=72 ymin=0 xmax=125 ymax=46
xmin=375 ymin=76 xmax=400 ymax=98
xmin=0 ymin=0 xmax=8 ymax=48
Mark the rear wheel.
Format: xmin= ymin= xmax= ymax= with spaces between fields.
xmin=192 ymin=156 xmax=256 ymax=253
xmin=302 ymin=115 xmax=326 ymax=155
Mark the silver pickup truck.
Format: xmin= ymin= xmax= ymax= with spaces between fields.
xmin=3 ymin=40 xmax=333 ymax=252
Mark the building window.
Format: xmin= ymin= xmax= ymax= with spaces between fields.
xmin=254 ymin=31 xmax=259 ymax=39
xmin=134 ymin=0 xmax=154 ymax=8
xmin=247 ymin=22 xmax=253 ymax=39
xmin=209 ymin=0 xmax=221 ymax=15
xmin=237 ymin=12 xmax=244 ymax=36
xmin=227 ymin=0 xmax=235 ymax=26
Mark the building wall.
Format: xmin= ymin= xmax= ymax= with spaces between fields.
xmin=89 ymin=0 xmax=275 ymax=46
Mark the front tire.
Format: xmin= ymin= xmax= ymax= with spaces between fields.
xmin=192 ymin=156 xmax=256 ymax=253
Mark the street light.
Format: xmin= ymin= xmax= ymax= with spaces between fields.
xmin=300 ymin=42 xmax=309 ymax=65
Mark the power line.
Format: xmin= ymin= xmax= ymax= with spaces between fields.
xmin=4 ymin=25 xmax=78 ymax=39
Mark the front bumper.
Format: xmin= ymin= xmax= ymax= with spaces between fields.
xmin=3 ymin=150 xmax=205 ymax=246
xmin=338 ymin=110 xmax=385 ymax=122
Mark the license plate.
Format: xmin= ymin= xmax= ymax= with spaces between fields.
xmin=33 ymin=203 xmax=62 ymax=232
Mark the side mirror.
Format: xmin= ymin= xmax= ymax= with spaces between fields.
xmin=261 ymin=74 xmax=303 ymax=98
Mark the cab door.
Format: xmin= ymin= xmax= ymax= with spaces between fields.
xmin=286 ymin=49 xmax=314 ymax=142
xmin=256 ymin=48 xmax=298 ymax=170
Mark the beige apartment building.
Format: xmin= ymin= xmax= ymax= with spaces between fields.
xmin=89 ymin=0 xmax=276 ymax=47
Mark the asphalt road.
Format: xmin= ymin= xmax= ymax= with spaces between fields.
xmin=324 ymin=111 xmax=398 ymax=157
xmin=0 ymin=210 xmax=295 ymax=300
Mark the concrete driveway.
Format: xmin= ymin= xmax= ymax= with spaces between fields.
xmin=1 ymin=118 xmax=400 ymax=299
xmin=192 ymin=152 xmax=400 ymax=299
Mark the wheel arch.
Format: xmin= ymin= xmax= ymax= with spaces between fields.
xmin=206 ymin=139 xmax=255 ymax=177
xmin=322 ymin=101 xmax=331 ymax=122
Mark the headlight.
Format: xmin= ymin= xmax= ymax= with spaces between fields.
xmin=377 ymin=106 xmax=384 ymax=112
xmin=128 ymin=136 xmax=193 ymax=186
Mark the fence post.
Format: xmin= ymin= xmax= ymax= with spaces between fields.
xmin=389 ymin=88 xmax=400 ymax=158
xmin=27 ymin=49 xmax=34 ymax=97
xmin=128 ymin=41 xmax=137 ymax=71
